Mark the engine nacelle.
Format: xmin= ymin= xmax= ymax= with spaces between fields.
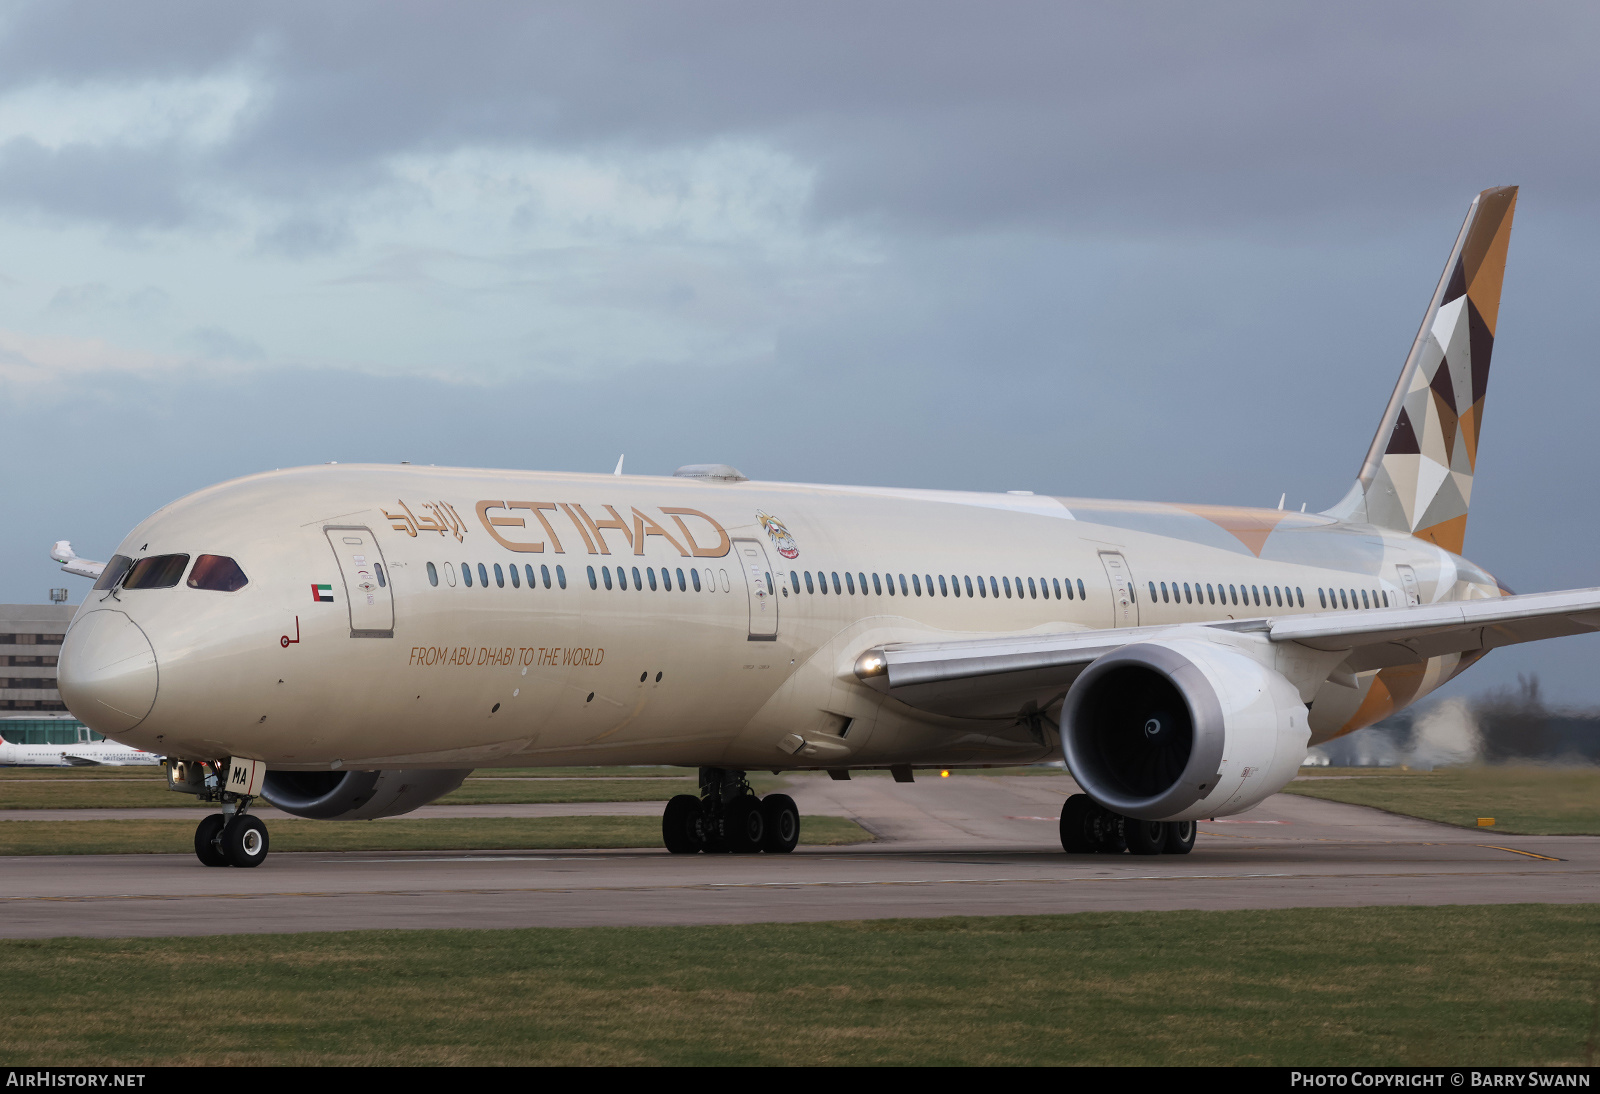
xmin=1060 ymin=639 xmax=1308 ymax=822
xmin=262 ymin=768 xmax=472 ymax=820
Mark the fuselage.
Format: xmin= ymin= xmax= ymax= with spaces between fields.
xmin=57 ymin=464 xmax=1504 ymax=771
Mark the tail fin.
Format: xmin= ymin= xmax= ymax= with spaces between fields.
xmin=1327 ymin=186 xmax=1518 ymax=554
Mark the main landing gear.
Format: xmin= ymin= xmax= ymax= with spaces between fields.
xmin=662 ymin=767 xmax=800 ymax=854
xmin=1059 ymin=793 xmax=1195 ymax=856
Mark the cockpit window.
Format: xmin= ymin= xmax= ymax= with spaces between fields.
xmin=187 ymin=554 xmax=249 ymax=592
xmin=122 ymin=554 xmax=191 ymax=590
xmin=94 ymin=555 xmax=134 ymax=591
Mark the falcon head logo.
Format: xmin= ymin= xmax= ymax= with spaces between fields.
xmin=756 ymin=510 xmax=799 ymax=560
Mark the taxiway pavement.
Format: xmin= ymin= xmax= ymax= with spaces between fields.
xmin=1 ymin=775 xmax=1594 ymax=938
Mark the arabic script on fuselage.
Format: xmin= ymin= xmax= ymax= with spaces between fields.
xmin=384 ymin=500 xmax=468 ymax=542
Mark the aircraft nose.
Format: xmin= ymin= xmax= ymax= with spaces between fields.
xmin=57 ymin=610 xmax=159 ymax=734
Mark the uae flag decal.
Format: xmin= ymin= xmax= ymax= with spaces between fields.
xmin=312 ymin=584 xmax=334 ymax=603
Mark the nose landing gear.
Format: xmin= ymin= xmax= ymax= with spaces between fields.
xmin=662 ymin=768 xmax=801 ymax=855
xmin=168 ymin=758 xmax=273 ymax=867
xmin=1059 ymin=793 xmax=1195 ymax=856
xmin=192 ymin=807 xmax=270 ymax=867
xmin=194 ymin=814 xmax=228 ymax=867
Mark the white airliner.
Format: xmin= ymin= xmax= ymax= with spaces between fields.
xmin=0 ymin=737 xmax=160 ymax=766
xmin=53 ymin=186 xmax=1600 ymax=869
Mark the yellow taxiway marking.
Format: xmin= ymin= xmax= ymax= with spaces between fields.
xmin=1476 ymin=845 xmax=1564 ymax=862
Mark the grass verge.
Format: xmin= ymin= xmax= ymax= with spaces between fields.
xmin=2 ymin=905 xmax=1597 ymax=1065
xmin=1285 ymin=765 xmax=1600 ymax=834
xmin=0 ymin=814 xmax=873 ymax=855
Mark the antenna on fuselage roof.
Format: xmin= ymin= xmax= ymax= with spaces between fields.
xmin=1277 ymin=493 xmax=1285 ymax=510
xmin=613 ymin=454 xmax=624 ymax=476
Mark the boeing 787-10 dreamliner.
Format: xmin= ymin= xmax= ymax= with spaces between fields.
xmin=56 ymin=186 xmax=1594 ymax=868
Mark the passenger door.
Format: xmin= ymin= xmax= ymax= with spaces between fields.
xmin=1394 ymin=564 xmax=1421 ymax=606
xmin=324 ymin=526 xmax=395 ymax=638
xmin=733 ymin=537 xmax=778 ymax=640
xmin=1099 ymin=551 xmax=1140 ymax=628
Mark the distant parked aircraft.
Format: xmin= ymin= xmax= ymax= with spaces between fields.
xmin=0 ymin=735 xmax=160 ymax=766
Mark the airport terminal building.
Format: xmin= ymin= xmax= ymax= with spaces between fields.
xmin=0 ymin=602 xmax=74 ymax=713
xmin=0 ymin=602 xmax=94 ymax=745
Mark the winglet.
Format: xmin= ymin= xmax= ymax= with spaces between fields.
xmin=51 ymin=540 xmax=106 ymax=580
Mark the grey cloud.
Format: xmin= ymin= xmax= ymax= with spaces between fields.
xmin=126 ymin=285 xmax=171 ymax=311
xmin=254 ymin=212 xmax=353 ymax=258
xmin=44 ymin=281 xmax=112 ymax=313
xmin=0 ymin=137 xmax=195 ymax=227
xmin=2 ymin=3 xmax=1599 ymax=235
xmin=44 ymin=281 xmax=170 ymax=314
xmin=183 ymin=325 xmax=263 ymax=361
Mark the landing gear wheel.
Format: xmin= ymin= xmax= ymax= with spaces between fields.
xmin=662 ymin=794 xmax=706 ymax=854
xmin=194 ymin=814 xmax=228 ymax=867
xmin=759 ymin=794 xmax=800 ymax=854
xmin=1163 ymin=820 xmax=1196 ymax=855
xmin=724 ymin=796 xmax=765 ymax=853
xmin=222 ymin=815 xmax=269 ymax=868
xmin=1059 ymin=794 xmax=1096 ymax=853
xmin=1089 ymin=806 xmax=1126 ymax=854
xmin=1124 ymin=818 xmax=1168 ymax=855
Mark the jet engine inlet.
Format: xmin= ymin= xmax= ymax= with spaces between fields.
xmin=1075 ymin=664 xmax=1196 ymax=799
xmin=262 ymin=768 xmax=473 ymax=820
xmin=1060 ymin=640 xmax=1307 ymax=821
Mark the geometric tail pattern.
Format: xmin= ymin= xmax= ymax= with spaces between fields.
xmin=1347 ymin=186 xmax=1518 ymax=555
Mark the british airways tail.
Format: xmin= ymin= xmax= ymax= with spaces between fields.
xmin=1326 ymin=186 xmax=1518 ymax=554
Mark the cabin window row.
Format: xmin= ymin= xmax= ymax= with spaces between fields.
xmin=583 ymin=565 xmax=731 ymax=593
xmin=1149 ymin=580 xmax=1305 ymax=609
xmin=1318 ymin=587 xmax=1388 ymax=610
xmin=1145 ymin=580 xmax=1390 ymax=612
xmin=426 ymin=561 xmax=569 ymax=590
xmin=786 ymin=570 xmax=1089 ymax=602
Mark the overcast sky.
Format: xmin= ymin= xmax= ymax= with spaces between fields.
xmin=4 ymin=2 xmax=1600 ymax=704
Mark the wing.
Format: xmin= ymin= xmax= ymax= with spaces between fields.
xmin=1267 ymin=587 xmax=1600 ymax=669
xmin=855 ymin=587 xmax=1600 ymax=718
